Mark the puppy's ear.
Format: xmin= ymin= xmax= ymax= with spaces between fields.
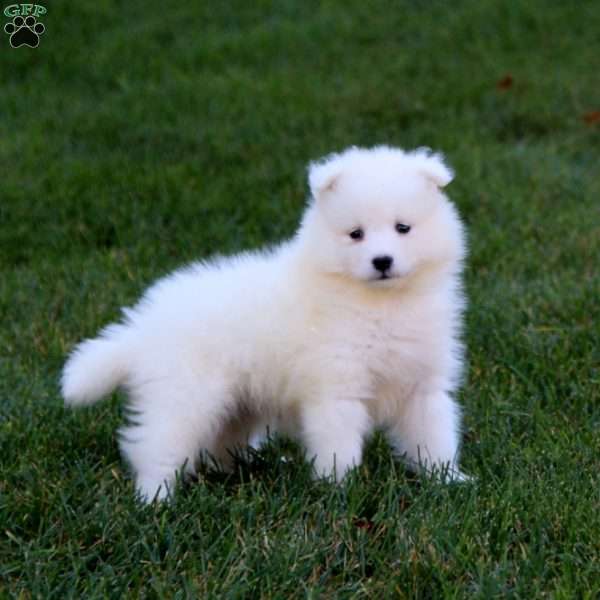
xmin=308 ymin=153 xmax=345 ymax=199
xmin=411 ymin=149 xmax=454 ymax=188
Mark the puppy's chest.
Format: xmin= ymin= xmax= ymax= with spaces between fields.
xmin=358 ymin=317 xmax=421 ymax=365
xmin=326 ymin=304 xmax=433 ymax=374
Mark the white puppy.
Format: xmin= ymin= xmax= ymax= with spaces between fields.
xmin=62 ymin=146 xmax=468 ymax=502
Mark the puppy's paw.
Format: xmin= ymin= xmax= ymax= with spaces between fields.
xmin=136 ymin=476 xmax=173 ymax=504
xmin=447 ymin=469 xmax=474 ymax=484
xmin=417 ymin=461 xmax=474 ymax=484
xmin=310 ymin=453 xmax=358 ymax=483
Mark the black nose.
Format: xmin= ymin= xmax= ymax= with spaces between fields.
xmin=372 ymin=255 xmax=393 ymax=272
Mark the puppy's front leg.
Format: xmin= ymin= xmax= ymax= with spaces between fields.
xmin=301 ymin=398 xmax=371 ymax=480
xmin=387 ymin=388 xmax=465 ymax=479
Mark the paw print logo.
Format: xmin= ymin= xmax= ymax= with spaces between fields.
xmin=4 ymin=15 xmax=45 ymax=48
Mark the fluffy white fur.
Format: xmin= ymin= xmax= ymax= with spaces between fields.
xmin=62 ymin=145 xmax=467 ymax=502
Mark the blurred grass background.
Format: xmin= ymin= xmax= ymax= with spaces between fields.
xmin=1 ymin=1 xmax=599 ymax=597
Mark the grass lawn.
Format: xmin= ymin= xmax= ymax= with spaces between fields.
xmin=1 ymin=0 xmax=599 ymax=596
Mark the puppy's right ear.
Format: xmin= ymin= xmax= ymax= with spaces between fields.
xmin=308 ymin=153 xmax=344 ymax=199
xmin=410 ymin=149 xmax=454 ymax=188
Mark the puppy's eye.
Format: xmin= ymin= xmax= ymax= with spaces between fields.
xmin=349 ymin=228 xmax=364 ymax=241
xmin=395 ymin=223 xmax=411 ymax=234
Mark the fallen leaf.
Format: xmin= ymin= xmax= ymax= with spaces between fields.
xmin=497 ymin=74 xmax=514 ymax=90
xmin=353 ymin=518 xmax=374 ymax=531
xmin=583 ymin=111 xmax=600 ymax=124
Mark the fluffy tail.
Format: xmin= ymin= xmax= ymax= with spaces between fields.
xmin=62 ymin=324 xmax=131 ymax=406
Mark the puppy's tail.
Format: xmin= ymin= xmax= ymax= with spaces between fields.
xmin=61 ymin=324 xmax=131 ymax=407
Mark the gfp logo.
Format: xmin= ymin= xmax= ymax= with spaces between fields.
xmin=4 ymin=4 xmax=46 ymax=47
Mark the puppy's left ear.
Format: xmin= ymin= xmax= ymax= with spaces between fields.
xmin=308 ymin=152 xmax=345 ymax=199
xmin=412 ymin=149 xmax=454 ymax=188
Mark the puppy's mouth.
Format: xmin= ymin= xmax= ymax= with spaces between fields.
xmin=368 ymin=268 xmax=412 ymax=284
xmin=369 ymin=272 xmax=398 ymax=283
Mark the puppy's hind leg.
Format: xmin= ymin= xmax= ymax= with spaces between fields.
xmin=120 ymin=377 xmax=231 ymax=502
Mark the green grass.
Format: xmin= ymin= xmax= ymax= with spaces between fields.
xmin=1 ymin=0 xmax=599 ymax=596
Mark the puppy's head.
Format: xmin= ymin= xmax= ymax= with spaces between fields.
xmin=302 ymin=146 xmax=465 ymax=285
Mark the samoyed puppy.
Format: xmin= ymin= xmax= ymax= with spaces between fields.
xmin=62 ymin=145 xmax=468 ymax=502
